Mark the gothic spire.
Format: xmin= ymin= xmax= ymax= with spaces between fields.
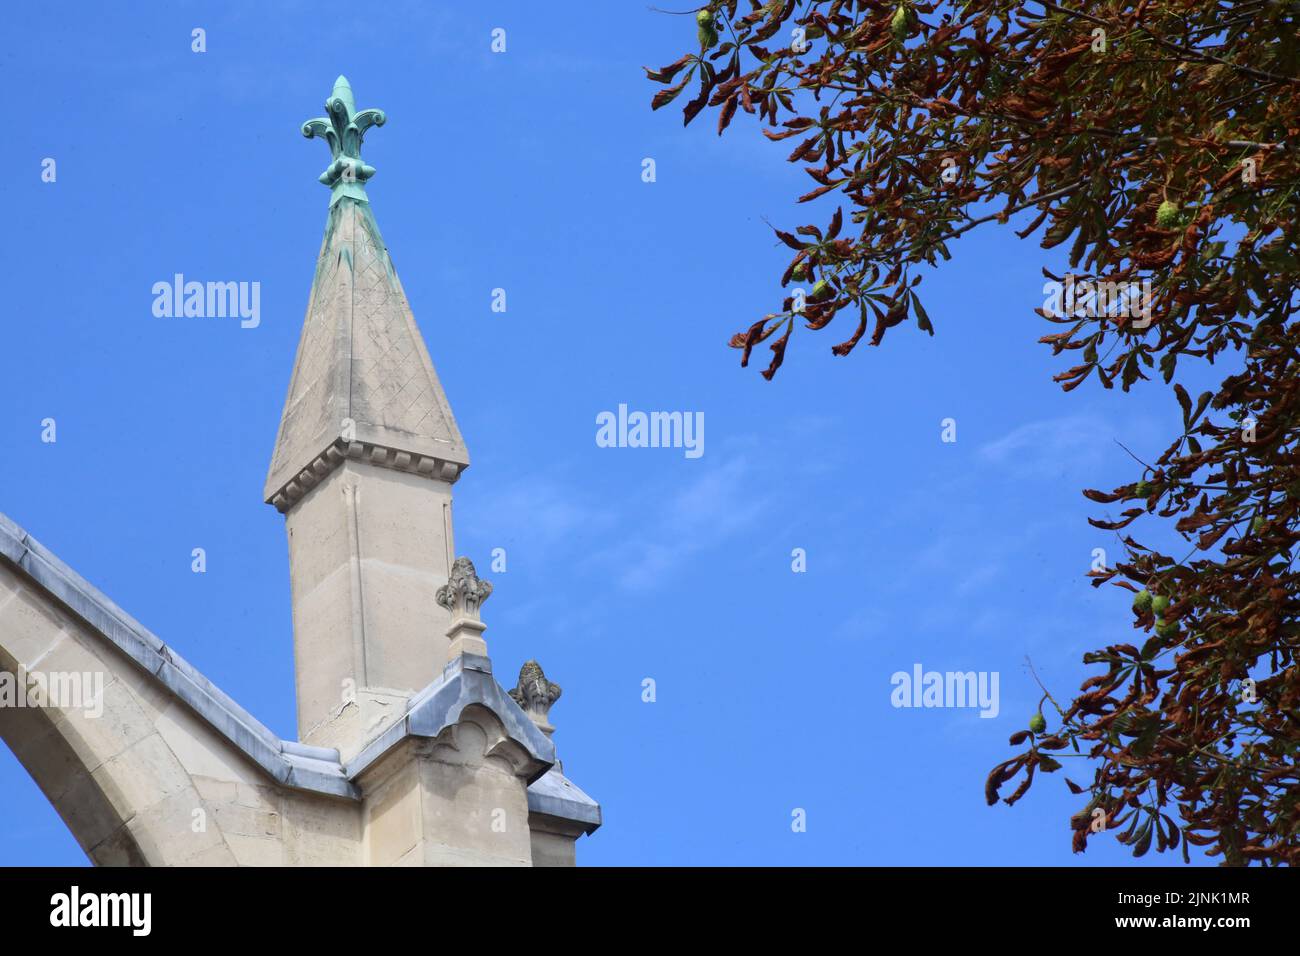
xmin=265 ymin=77 xmax=470 ymax=511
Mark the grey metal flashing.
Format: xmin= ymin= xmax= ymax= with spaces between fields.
xmin=282 ymin=739 xmax=341 ymax=760
xmin=527 ymin=767 xmax=603 ymax=833
xmin=345 ymin=652 xmax=557 ymax=783
xmin=0 ymin=512 xmax=601 ymax=831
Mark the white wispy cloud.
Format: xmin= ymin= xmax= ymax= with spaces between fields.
xmin=460 ymin=474 xmax=617 ymax=553
xmin=591 ymin=454 xmax=769 ymax=592
xmin=977 ymin=414 xmax=1117 ymax=478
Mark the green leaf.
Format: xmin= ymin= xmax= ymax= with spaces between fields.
xmin=1159 ymin=350 xmax=1177 ymax=383
xmin=910 ymin=291 xmax=933 ymax=335
xmin=1174 ymin=383 xmax=1192 ymax=426
xmin=1122 ymin=353 xmax=1141 ymax=390
xmin=1133 ymin=818 xmax=1153 ymax=857
xmin=1131 ymin=720 xmax=1160 ymax=757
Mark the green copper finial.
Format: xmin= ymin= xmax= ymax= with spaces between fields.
xmin=301 ymin=75 xmax=386 ymax=205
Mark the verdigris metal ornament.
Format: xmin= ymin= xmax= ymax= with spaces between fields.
xmin=301 ymin=75 xmax=386 ymax=206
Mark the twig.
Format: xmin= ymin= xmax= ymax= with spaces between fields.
xmin=1025 ymin=656 xmax=1068 ymax=719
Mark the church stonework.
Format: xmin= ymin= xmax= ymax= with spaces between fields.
xmin=0 ymin=77 xmax=600 ymax=866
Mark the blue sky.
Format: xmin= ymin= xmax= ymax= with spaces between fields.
xmin=1 ymin=1 xmax=1226 ymax=865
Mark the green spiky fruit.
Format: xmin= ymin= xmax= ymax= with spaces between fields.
xmin=891 ymin=6 xmax=910 ymax=40
xmin=697 ymin=10 xmax=718 ymax=50
xmin=1151 ymin=594 xmax=1171 ymax=615
xmin=1253 ymin=515 xmax=1266 ymax=533
xmin=1156 ymin=200 xmax=1180 ymax=229
xmin=791 ymin=261 xmax=807 ymax=281
xmin=1029 ymin=712 xmax=1047 ymax=734
xmin=810 ymin=278 xmax=829 ymax=298
xmin=1156 ymin=620 xmax=1179 ymax=640
xmin=1133 ymin=480 xmax=1152 ymax=497
xmin=1132 ymin=589 xmax=1153 ymax=614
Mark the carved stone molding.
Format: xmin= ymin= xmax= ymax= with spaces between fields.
xmin=436 ymin=557 xmax=493 ymax=656
xmin=436 ymin=557 xmax=493 ymax=620
xmin=269 ymin=437 xmax=465 ymax=513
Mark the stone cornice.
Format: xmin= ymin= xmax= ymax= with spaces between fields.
xmin=267 ymin=437 xmax=467 ymax=513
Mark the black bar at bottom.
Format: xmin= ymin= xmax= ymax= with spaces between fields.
xmin=0 ymin=866 xmax=1286 ymax=940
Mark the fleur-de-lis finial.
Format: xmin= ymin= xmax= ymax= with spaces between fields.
xmin=301 ymin=75 xmax=386 ymax=205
